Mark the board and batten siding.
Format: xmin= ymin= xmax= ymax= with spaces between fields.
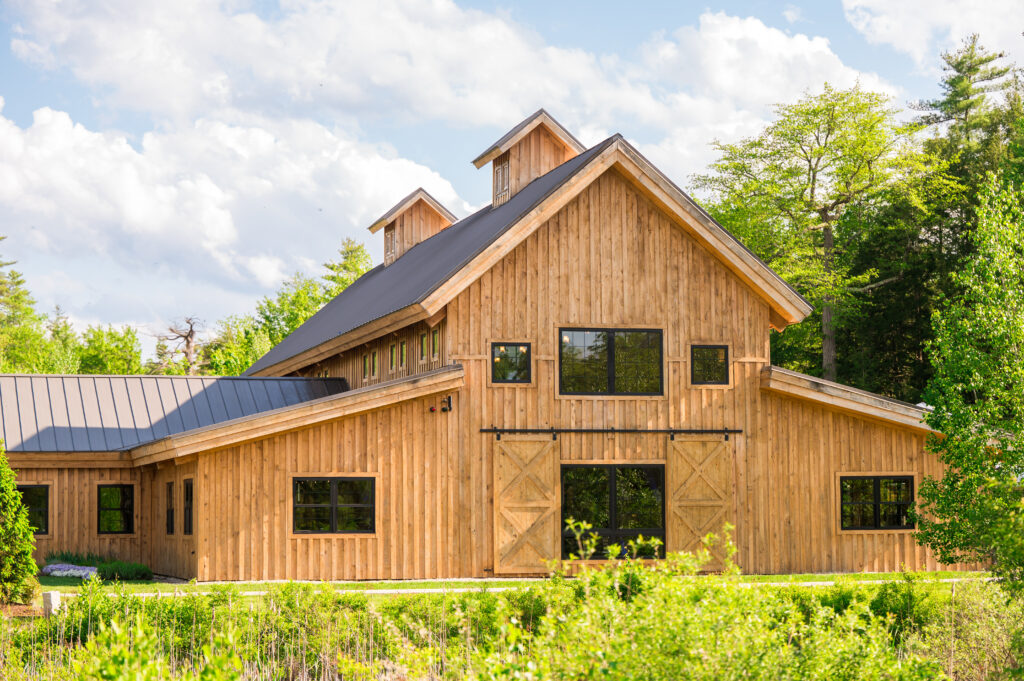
xmin=14 ymin=465 xmax=143 ymax=565
xmin=143 ymin=460 xmax=198 ymax=579
xmin=193 ymin=391 xmax=459 ymax=581
xmin=295 ymin=319 xmax=448 ymax=391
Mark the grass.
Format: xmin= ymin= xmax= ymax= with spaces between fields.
xmin=35 ymin=570 xmax=990 ymax=596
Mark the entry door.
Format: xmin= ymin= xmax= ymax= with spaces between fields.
xmin=667 ymin=439 xmax=736 ymax=568
xmin=493 ymin=437 xmax=559 ymax=574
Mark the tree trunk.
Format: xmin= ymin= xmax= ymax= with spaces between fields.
xmin=822 ymin=224 xmax=837 ymax=382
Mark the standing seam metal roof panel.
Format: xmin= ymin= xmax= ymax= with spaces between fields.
xmin=0 ymin=375 xmax=348 ymax=453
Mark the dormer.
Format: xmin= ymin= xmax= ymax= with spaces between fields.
xmin=472 ymin=109 xmax=586 ymax=207
xmin=367 ymin=188 xmax=457 ymax=266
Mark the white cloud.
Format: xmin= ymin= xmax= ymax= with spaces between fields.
xmin=783 ymin=5 xmax=803 ymax=24
xmin=843 ymin=0 xmax=1024 ymax=69
xmin=1 ymin=1 xmax=900 ymax=358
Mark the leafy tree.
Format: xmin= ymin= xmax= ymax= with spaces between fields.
xmin=79 ymin=325 xmax=144 ymax=375
xmin=695 ymin=84 xmax=922 ymax=381
xmin=0 ymin=444 xmax=40 ymax=604
xmin=914 ymin=174 xmax=1024 ymax=578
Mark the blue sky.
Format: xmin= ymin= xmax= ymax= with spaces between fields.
xmin=1 ymin=0 xmax=1022 ymax=357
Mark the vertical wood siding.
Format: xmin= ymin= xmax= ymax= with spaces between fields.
xmin=193 ymin=392 xmax=457 ymax=581
xmin=295 ymin=320 xmax=448 ymax=390
xmin=144 ymin=461 xmax=198 ymax=578
xmin=387 ymin=199 xmax=451 ymax=264
xmin=14 ymin=467 xmax=142 ymax=565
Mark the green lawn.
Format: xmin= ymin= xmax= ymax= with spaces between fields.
xmin=37 ymin=570 xmax=989 ymax=595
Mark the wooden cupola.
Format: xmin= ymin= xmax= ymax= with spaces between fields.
xmin=367 ymin=188 xmax=457 ymax=266
xmin=472 ymin=109 xmax=586 ymax=207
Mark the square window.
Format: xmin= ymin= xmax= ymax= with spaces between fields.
xmin=691 ymin=345 xmax=729 ymax=385
xmin=98 ymin=484 xmax=134 ymax=535
xmin=560 ymin=465 xmax=664 ymax=559
xmin=293 ymin=477 xmax=375 ymax=534
xmin=491 ymin=343 xmax=531 ymax=383
xmin=17 ymin=485 xmax=48 ymax=535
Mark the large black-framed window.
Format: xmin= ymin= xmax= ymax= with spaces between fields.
xmin=98 ymin=484 xmax=134 ymax=535
xmin=559 ymin=328 xmax=663 ymax=395
xmin=165 ymin=481 xmax=174 ymax=535
xmin=561 ymin=464 xmax=665 ymax=559
xmin=691 ymin=345 xmax=729 ymax=385
xmin=491 ymin=342 xmax=531 ymax=383
xmin=183 ymin=479 xmax=194 ymax=536
xmin=293 ymin=477 xmax=375 ymax=534
xmin=840 ymin=476 xmax=914 ymax=530
xmin=17 ymin=485 xmax=48 ymax=535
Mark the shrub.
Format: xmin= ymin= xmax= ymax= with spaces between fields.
xmin=96 ymin=561 xmax=153 ymax=581
xmin=0 ymin=445 xmax=40 ymax=604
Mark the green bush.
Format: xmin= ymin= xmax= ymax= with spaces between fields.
xmin=44 ymin=550 xmax=107 ymax=567
xmin=96 ymin=560 xmax=153 ymax=581
xmin=0 ymin=445 xmax=40 ymax=604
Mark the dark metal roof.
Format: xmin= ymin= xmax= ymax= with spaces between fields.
xmin=0 ymin=374 xmax=347 ymax=452
xmin=246 ymin=136 xmax=617 ymax=375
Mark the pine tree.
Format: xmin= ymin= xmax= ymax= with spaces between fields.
xmin=916 ymin=34 xmax=1013 ymax=146
xmin=0 ymin=444 xmax=39 ymax=604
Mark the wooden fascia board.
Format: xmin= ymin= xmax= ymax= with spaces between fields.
xmin=131 ymin=367 xmax=464 ymax=466
xmin=8 ymin=451 xmax=134 ymax=469
xmin=760 ymin=367 xmax=932 ymax=433
xmin=424 ymin=140 xmax=811 ymax=326
xmin=472 ymin=113 xmax=587 ymax=169
xmin=247 ymin=303 xmax=428 ymax=377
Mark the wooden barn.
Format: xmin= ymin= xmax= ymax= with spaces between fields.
xmin=2 ymin=110 xmax=956 ymax=580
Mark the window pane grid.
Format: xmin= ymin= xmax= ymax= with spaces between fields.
xmin=691 ymin=345 xmax=729 ymax=385
xmin=17 ymin=485 xmax=48 ymax=535
xmin=840 ymin=477 xmax=914 ymax=530
xmin=560 ymin=328 xmax=662 ymax=395
xmin=561 ymin=464 xmax=665 ymax=559
xmin=293 ymin=478 xmax=375 ymax=534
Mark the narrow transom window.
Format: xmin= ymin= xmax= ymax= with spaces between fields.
xmin=559 ymin=328 xmax=663 ymax=395
xmin=431 ymin=329 xmax=439 ymax=358
xmin=561 ymin=465 xmax=665 ymax=558
xmin=399 ymin=340 xmax=407 ymax=368
xmin=494 ymin=152 xmax=510 ymax=204
xmin=98 ymin=484 xmax=134 ymax=535
xmin=840 ymin=476 xmax=914 ymax=530
xmin=371 ymin=350 xmax=378 ymax=377
xmin=691 ymin=345 xmax=729 ymax=385
xmin=183 ymin=479 xmax=194 ymax=536
xmin=166 ymin=481 xmax=174 ymax=535
xmin=419 ymin=333 xmax=428 ymax=361
xmin=384 ymin=223 xmax=396 ymax=260
xmin=362 ymin=354 xmax=369 ymax=379
xmin=17 ymin=485 xmax=48 ymax=535
xmin=389 ymin=344 xmax=396 ymax=371
xmin=492 ymin=342 xmax=531 ymax=383
xmin=293 ymin=478 xmax=375 ymax=534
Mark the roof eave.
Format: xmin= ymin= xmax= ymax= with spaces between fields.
xmin=472 ymin=109 xmax=587 ymax=169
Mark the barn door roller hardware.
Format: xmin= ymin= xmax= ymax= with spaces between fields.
xmin=480 ymin=427 xmax=742 ymax=441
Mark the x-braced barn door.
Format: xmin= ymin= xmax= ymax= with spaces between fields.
xmin=668 ymin=439 xmax=736 ymax=568
xmin=493 ymin=437 xmax=559 ymax=574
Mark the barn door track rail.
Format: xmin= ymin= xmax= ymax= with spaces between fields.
xmin=480 ymin=427 xmax=742 ymax=441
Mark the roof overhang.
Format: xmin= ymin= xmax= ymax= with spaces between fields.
xmin=760 ymin=366 xmax=933 ymax=434
xmin=367 ymin=188 xmax=457 ymax=234
xmin=472 ymin=109 xmax=587 ymax=169
xmin=131 ymin=365 xmax=464 ymax=466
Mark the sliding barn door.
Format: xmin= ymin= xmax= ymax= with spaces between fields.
xmin=493 ymin=437 xmax=559 ymax=574
xmin=667 ymin=439 xmax=735 ymax=568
